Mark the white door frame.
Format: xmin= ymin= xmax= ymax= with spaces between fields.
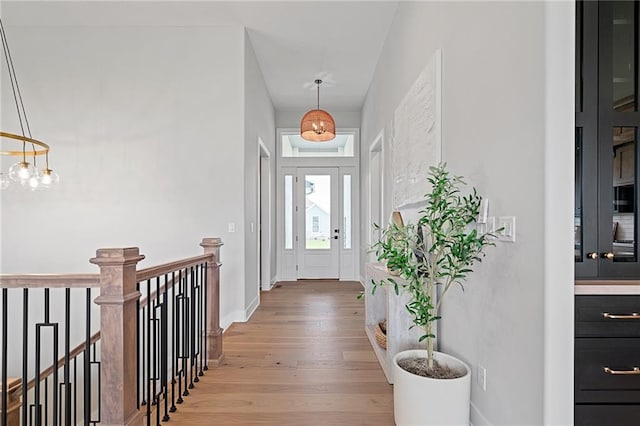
xmin=296 ymin=167 xmax=340 ymax=279
xmin=276 ymin=128 xmax=360 ymax=281
xmin=258 ymin=138 xmax=273 ymax=291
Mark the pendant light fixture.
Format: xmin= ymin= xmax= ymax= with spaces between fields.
xmin=0 ymin=18 xmax=59 ymax=191
xmin=300 ymin=79 xmax=336 ymax=142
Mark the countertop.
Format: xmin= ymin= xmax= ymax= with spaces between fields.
xmin=575 ymin=280 xmax=640 ymax=295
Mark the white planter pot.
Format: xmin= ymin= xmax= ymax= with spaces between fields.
xmin=392 ymin=350 xmax=471 ymax=426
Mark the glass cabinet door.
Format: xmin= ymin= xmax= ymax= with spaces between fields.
xmin=575 ymin=1 xmax=640 ymax=278
xmin=575 ymin=1 xmax=599 ymax=278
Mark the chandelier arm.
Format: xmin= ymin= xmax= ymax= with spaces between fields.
xmin=0 ymin=132 xmax=49 ymax=156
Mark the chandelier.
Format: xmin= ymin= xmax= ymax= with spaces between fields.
xmin=0 ymin=18 xmax=59 ymax=191
xmin=300 ymin=79 xmax=336 ymax=142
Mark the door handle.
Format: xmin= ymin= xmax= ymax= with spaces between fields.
xmin=334 ymin=229 xmax=340 ymax=233
xmin=602 ymin=312 xmax=640 ymax=320
xmin=603 ymin=366 xmax=640 ymax=375
xmin=601 ymin=252 xmax=614 ymax=260
xmin=333 ymin=236 xmax=339 ymax=240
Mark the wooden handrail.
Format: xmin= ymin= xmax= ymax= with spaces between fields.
xmin=0 ymin=274 xmax=101 ymax=288
xmin=137 ymin=261 xmax=221 ymax=310
xmin=136 ymin=254 xmax=213 ymax=282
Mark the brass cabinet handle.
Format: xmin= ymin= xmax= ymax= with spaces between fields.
xmin=602 ymin=312 xmax=640 ymax=319
xmin=603 ymin=366 xmax=640 ymax=375
xmin=586 ymin=252 xmax=599 ymax=260
xmin=601 ymin=252 xmax=615 ymax=260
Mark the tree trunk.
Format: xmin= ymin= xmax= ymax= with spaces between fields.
xmin=426 ymin=323 xmax=434 ymax=370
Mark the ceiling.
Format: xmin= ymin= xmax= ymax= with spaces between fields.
xmin=2 ymin=1 xmax=399 ymax=111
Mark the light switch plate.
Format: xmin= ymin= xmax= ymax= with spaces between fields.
xmin=497 ymin=216 xmax=516 ymax=242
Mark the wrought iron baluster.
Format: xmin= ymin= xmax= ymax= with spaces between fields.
xmin=84 ymin=289 xmax=91 ymax=426
xmin=194 ymin=264 xmax=202 ymax=381
xmin=2 ymin=288 xmax=7 ymax=426
xmin=189 ymin=266 xmax=195 ymax=390
xmin=72 ymin=357 xmax=76 ymax=426
xmin=146 ymin=279 xmax=152 ymax=426
xmin=203 ymin=263 xmax=208 ymax=372
xmin=161 ymin=273 xmax=169 ymax=422
xmin=22 ymin=289 xmax=29 ymax=426
xmin=169 ymin=270 xmax=177 ymax=413
xmin=176 ymin=270 xmax=183 ymax=404
xmin=136 ymin=281 xmax=141 ymax=411
xmin=182 ymin=269 xmax=190 ymax=397
xmin=90 ymin=342 xmax=100 ymax=425
xmin=63 ymin=289 xmax=71 ymax=426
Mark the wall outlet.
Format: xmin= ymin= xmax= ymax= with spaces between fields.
xmin=228 ymin=222 xmax=236 ymax=233
xmin=497 ymin=216 xmax=516 ymax=242
xmin=477 ymin=365 xmax=487 ymax=391
xmin=476 ymin=216 xmax=495 ymax=235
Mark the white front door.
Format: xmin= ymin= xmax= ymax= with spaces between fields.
xmin=296 ymin=167 xmax=340 ymax=279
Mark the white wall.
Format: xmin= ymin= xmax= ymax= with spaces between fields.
xmin=360 ymin=2 xmax=573 ymax=425
xmin=0 ymin=15 xmax=247 ymax=329
xmin=243 ymin=31 xmax=276 ymax=319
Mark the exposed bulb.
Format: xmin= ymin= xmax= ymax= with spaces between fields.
xmin=8 ymin=161 xmax=35 ymax=183
xmin=27 ymin=169 xmax=41 ymax=191
xmin=40 ymin=169 xmax=60 ymax=187
xmin=0 ymin=173 xmax=9 ymax=190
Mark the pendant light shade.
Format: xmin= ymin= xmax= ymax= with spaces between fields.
xmin=300 ymin=79 xmax=336 ymax=142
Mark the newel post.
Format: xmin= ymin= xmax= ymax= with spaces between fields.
xmin=90 ymin=248 xmax=145 ymax=426
xmin=200 ymin=238 xmax=224 ymax=366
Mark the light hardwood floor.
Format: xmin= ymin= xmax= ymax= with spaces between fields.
xmin=170 ymin=280 xmax=394 ymax=425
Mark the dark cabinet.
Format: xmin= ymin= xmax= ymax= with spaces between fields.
xmin=575 ymin=295 xmax=640 ymax=424
xmin=576 ymin=1 xmax=640 ymax=278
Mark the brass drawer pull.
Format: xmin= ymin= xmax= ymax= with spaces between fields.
xmin=603 ymin=366 xmax=640 ymax=375
xmin=602 ymin=312 xmax=640 ymax=319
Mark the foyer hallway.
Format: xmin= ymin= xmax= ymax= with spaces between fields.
xmin=170 ymin=280 xmax=394 ymax=425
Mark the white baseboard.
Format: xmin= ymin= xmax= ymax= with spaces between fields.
xmin=220 ymin=310 xmax=244 ymax=331
xmin=221 ymin=295 xmax=260 ymax=330
xmin=245 ymin=294 xmax=260 ymax=320
xmin=470 ymin=401 xmax=492 ymax=426
xmin=262 ymin=279 xmax=277 ymax=291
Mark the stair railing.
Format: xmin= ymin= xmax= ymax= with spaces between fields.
xmin=0 ymin=237 xmax=223 ymax=426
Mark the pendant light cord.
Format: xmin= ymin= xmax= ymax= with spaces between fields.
xmin=1 ymin=18 xmax=36 ymax=164
xmin=315 ymin=79 xmax=323 ymax=110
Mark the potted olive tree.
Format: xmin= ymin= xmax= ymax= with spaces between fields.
xmin=371 ymin=163 xmax=498 ymax=426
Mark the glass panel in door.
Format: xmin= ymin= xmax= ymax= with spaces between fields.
xmin=611 ymin=1 xmax=637 ymax=112
xmin=611 ymin=127 xmax=637 ymax=262
xmin=284 ymin=175 xmax=293 ymax=250
xmin=297 ymin=168 xmax=340 ymax=279
xmin=305 ymin=175 xmax=331 ymax=249
xmin=343 ymin=175 xmax=352 ymax=250
xmin=575 ymin=128 xmax=584 ymax=262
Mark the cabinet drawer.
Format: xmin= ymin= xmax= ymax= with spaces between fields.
xmin=575 ymin=405 xmax=640 ymax=426
xmin=576 ymin=296 xmax=640 ymax=337
xmin=575 ymin=338 xmax=640 ymax=403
